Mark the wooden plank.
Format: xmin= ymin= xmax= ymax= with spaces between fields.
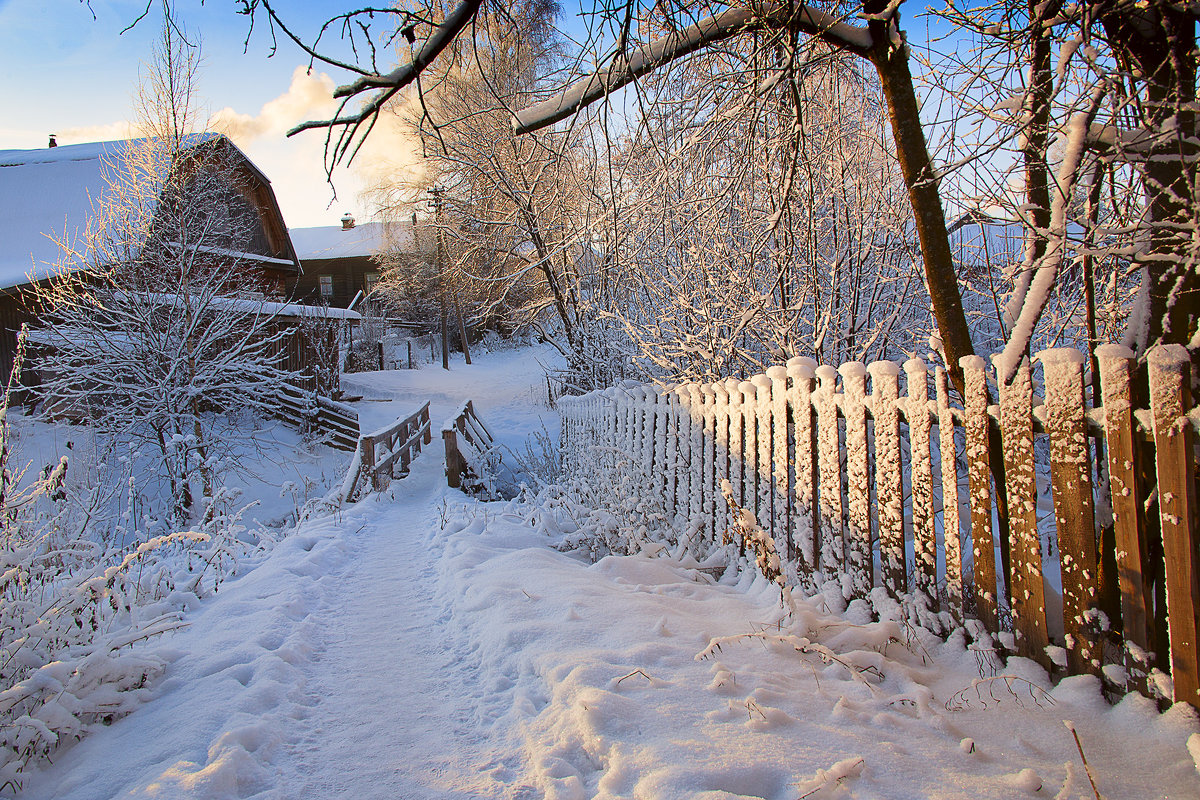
xmin=905 ymin=358 xmax=937 ymax=607
xmin=839 ymin=362 xmax=872 ymax=598
xmin=1039 ymin=347 xmax=1101 ymax=677
xmin=960 ymin=356 xmax=999 ymax=632
xmin=787 ymin=357 xmax=817 ymax=572
xmin=996 ymin=358 xmax=1051 ymax=669
xmin=668 ymin=388 xmax=684 ymax=524
xmin=766 ymin=366 xmax=790 ymax=546
xmin=723 ymin=378 xmax=742 ymax=514
xmin=1147 ymin=344 xmax=1200 ymax=710
xmin=443 ymin=428 xmax=463 ymax=488
xmin=655 ymin=389 xmax=670 ymax=507
xmin=752 ymin=374 xmax=774 ymax=528
xmin=701 ymin=383 xmax=718 ymax=543
xmin=1096 ymin=344 xmax=1151 ymax=689
xmin=814 ymin=365 xmax=844 ymax=581
xmin=937 ymin=367 xmax=964 ymax=621
xmin=685 ymin=384 xmax=705 ymax=529
xmin=363 ymin=434 xmax=381 ymax=492
xmin=739 ymin=379 xmax=760 ymax=521
xmin=869 ymin=361 xmax=906 ymax=599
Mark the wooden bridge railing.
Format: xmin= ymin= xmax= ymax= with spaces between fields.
xmin=340 ymin=402 xmax=431 ymax=500
xmin=443 ymin=400 xmax=496 ymax=489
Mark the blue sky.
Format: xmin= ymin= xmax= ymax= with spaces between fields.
xmin=0 ymin=2 xmax=970 ymax=228
xmin=0 ymin=0 xmax=409 ymax=228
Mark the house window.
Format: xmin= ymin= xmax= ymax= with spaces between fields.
xmin=319 ymin=275 xmax=333 ymax=298
xmin=365 ymin=272 xmax=380 ymax=295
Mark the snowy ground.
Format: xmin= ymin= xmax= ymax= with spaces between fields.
xmin=14 ymin=345 xmax=1200 ymax=799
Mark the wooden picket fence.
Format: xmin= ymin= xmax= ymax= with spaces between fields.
xmin=558 ymin=344 xmax=1200 ymax=709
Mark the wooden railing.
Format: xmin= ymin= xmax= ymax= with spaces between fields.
xmin=340 ymin=402 xmax=432 ymax=500
xmin=276 ymin=383 xmax=359 ymax=451
xmin=559 ymin=344 xmax=1200 ymax=709
xmin=442 ymin=400 xmax=496 ymax=489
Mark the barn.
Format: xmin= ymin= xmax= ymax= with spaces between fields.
xmin=0 ymin=134 xmax=351 ymax=396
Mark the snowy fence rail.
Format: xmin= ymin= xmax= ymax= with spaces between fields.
xmin=558 ymin=345 xmax=1200 ymax=709
xmin=275 ymin=383 xmax=360 ymax=451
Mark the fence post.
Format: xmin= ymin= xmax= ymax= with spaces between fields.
xmin=752 ymin=375 xmax=773 ymax=529
xmin=443 ymin=428 xmax=462 ymax=489
xmin=840 ymin=362 xmax=872 ymax=599
xmin=961 ymin=355 xmax=999 ymax=633
xmin=996 ymin=357 xmax=1051 ymax=670
xmin=815 ymin=365 xmax=844 ymax=584
xmin=665 ymin=388 xmax=680 ymax=522
xmin=767 ymin=366 xmax=789 ymax=547
xmin=739 ymin=379 xmax=760 ymax=523
xmin=700 ymin=383 xmax=717 ymax=543
xmin=788 ymin=357 xmax=817 ymax=574
xmin=870 ymin=361 xmax=906 ymax=599
xmin=1039 ymin=347 xmax=1101 ymax=677
xmin=1147 ymin=344 xmax=1200 ymax=710
xmin=686 ymin=384 xmax=705 ymax=531
xmin=936 ymin=367 xmax=964 ymax=622
xmin=1097 ymin=344 xmax=1151 ymax=691
xmin=362 ymin=435 xmax=380 ymax=492
xmin=714 ymin=380 xmax=733 ymax=541
xmin=905 ymin=358 xmax=937 ymax=609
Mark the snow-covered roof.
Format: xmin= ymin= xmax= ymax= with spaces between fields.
xmin=0 ymin=134 xmax=223 ymax=290
xmin=289 ymin=220 xmax=427 ymax=262
xmin=130 ymin=291 xmax=363 ymax=321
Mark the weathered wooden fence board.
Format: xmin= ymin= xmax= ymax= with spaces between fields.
xmin=558 ymin=344 xmax=1200 ymax=710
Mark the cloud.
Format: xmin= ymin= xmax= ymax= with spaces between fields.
xmin=211 ymin=66 xmax=426 ymax=227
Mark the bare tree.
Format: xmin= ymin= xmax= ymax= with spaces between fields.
xmin=34 ymin=19 xmax=296 ymax=522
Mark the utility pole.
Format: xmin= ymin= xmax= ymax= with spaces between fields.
xmin=428 ymin=185 xmax=450 ymax=371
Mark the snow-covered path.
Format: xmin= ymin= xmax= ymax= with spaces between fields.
xmin=276 ymin=457 xmax=511 ymax=798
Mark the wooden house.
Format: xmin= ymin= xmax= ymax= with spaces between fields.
xmin=290 ymin=214 xmax=433 ymax=310
xmin=0 ymin=134 xmax=349 ymax=395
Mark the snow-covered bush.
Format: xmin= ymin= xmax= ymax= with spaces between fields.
xmin=0 ymin=340 xmax=257 ymax=792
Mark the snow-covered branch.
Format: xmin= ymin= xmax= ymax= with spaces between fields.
xmin=513 ymin=4 xmax=872 ymax=135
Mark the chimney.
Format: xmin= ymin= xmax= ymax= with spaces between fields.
xmin=48 ymin=134 xmax=57 ymax=148
xmin=340 ymin=212 xmax=355 ymax=230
